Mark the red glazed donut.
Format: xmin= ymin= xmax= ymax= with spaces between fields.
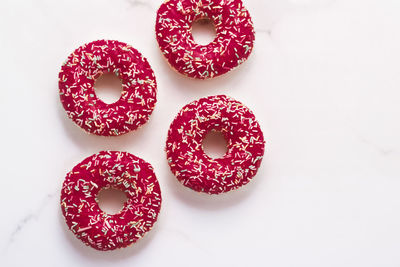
xmin=59 ymin=40 xmax=157 ymax=136
xmin=166 ymin=95 xmax=265 ymax=194
xmin=156 ymin=0 xmax=255 ymax=79
xmin=60 ymin=151 xmax=162 ymax=251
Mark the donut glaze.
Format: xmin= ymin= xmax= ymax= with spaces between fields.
xmin=156 ymin=0 xmax=255 ymax=79
xmin=60 ymin=151 xmax=162 ymax=251
xmin=59 ymin=40 xmax=157 ymax=136
xmin=166 ymin=95 xmax=265 ymax=194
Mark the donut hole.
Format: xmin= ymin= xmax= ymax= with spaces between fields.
xmin=96 ymin=187 xmax=128 ymax=215
xmin=94 ymin=72 xmax=123 ymax=104
xmin=191 ymin=17 xmax=217 ymax=45
xmin=202 ymin=130 xmax=228 ymax=159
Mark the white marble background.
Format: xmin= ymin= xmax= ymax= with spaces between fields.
xmin=1 ymin=0 xmax=400 ymax=266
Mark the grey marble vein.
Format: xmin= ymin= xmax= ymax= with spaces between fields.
xmin=256 ymin=28 xmax=272 ymax=37
xmin=5 ymin=193 xmax=56 ymax=250
xmin=359 ymin=136 xmax=395 ymax=156
xmin=126 ymin=0 xmax=155 ymax=11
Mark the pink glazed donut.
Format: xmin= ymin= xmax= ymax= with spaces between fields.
xmin=156 ymin=0 xmax=255 ymax=79
xmin=60 ymin=151 xmax=162 ymax=251
xmin=166 ymin=95 xmax=265 ymax=194
xmin=59 ymin=40 xmax=157 ymax=136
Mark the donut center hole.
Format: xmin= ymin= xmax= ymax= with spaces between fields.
xmin=96 ymin=187 xmax=128 ymax=215
xmin=94 ymin=72 xmax=123 ymax=104
xmin=191 ymin=17 xmax=217 ymax=45
xmin=202 ymin=130 xmax=228 ymax=159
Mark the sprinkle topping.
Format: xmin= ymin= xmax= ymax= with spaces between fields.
xmin=59 ymin=40 xmax=157 ymax=136
xmin=156 ymin=0 xmax=255 ymax=79
xmin=166 ymin=95 xmax=265 ymax=194
xmin=60 ymin=151 xmax=162 ymax=251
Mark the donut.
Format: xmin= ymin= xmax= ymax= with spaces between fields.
xmin=60 ymin=151 xmax=162 ymax=251
xmin=59 ymin=40 xmax=157 ymax=136
xmin=156 ymin=0 xmax=255 ymax=79
xmin=166 ymin=95 xmax=265 ymax=194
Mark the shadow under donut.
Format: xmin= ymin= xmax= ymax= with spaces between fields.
xmin=163 ymin=160 xmax=263 ymax=211
xmin=58 ymin=208 xmax=160 ymax=260
xmin=151 ymin=40 xmax=256 ymax=97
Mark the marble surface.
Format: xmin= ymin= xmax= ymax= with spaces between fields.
xmin=1 ymin=0 xmax=400 ymax=266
